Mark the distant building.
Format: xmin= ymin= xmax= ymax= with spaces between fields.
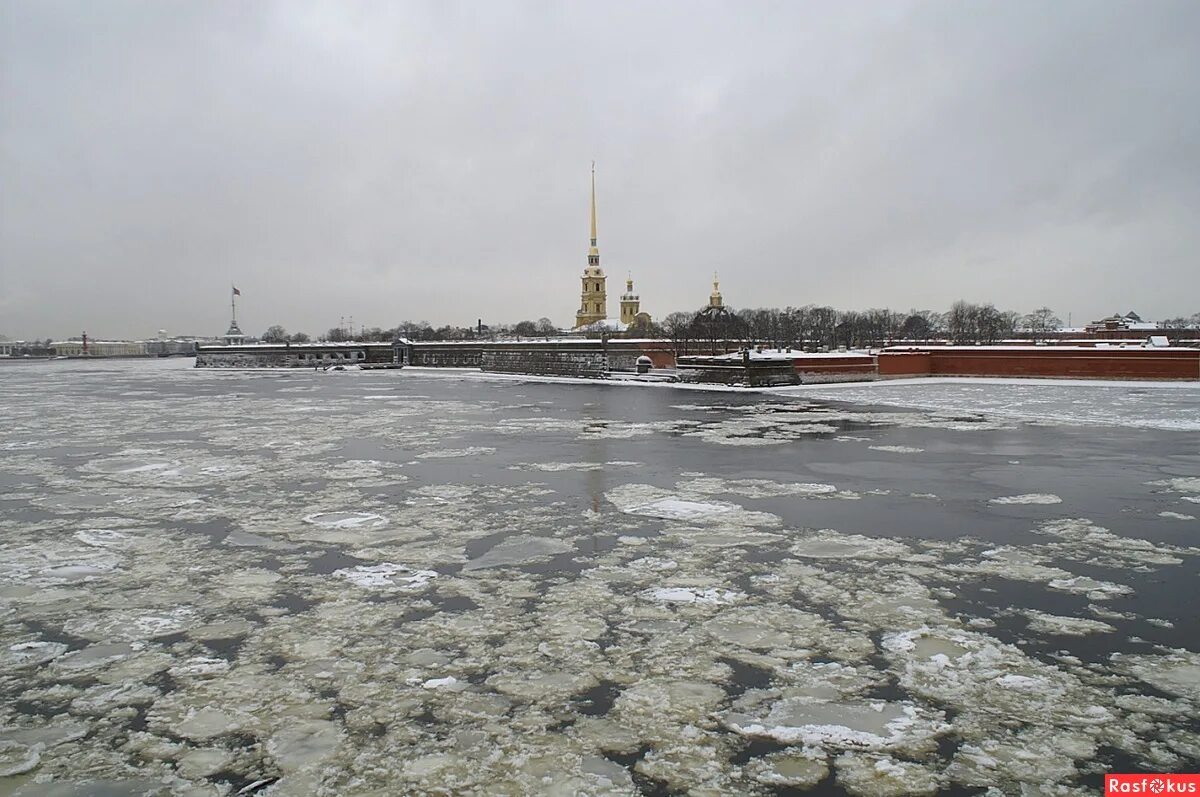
xmin=51 ymin=339 xmax=148 ymax=357
xmin=1086 ymin=311 xmax=1158 ymax=333
xmin=1 ymin=341 xmax=55 ymax=358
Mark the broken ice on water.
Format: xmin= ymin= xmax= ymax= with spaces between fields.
xmin=0 ymin=359 xmax=1197 ymax=795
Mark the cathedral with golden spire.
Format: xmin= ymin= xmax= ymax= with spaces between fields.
xmin=574 ymin=163 xmax=608 ymax=329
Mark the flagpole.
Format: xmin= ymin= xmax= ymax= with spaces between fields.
xmin=231 ymin=284 xmax=237 ymax=325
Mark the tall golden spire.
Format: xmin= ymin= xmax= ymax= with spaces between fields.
xmin=589 ymin=161 xmax=598 ymax=255
xmin=576 ymin=161 xmax=607 ymax=329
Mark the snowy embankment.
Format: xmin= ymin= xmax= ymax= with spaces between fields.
xmin=401 ymin=367 xmax=1200 ymax=431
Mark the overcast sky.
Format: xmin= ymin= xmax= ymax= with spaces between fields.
xmin=2 ymin=0 xmax=1198 ymax=340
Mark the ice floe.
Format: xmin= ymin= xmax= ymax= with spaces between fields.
xmin=1047 ymin=575 xmax=1133 ymax=599
xmin=790 ymin=530 xmax=912 ymax=560
xmin=645 ymin=586 xmax=745 ymax=605
xmin=607 ymin=483 xmax=782 ymax=527
xmin=725 ymin=696 xmax=947 ymax=754
xmin=1149 ymin=476 xmax=1200 ymax=493
xmin=334 ymin=562 xmax=438 ymax=591
xmin=1024 ymin=610 xmax=1116 ymax=636
xmin=1111 ymin=648 xmax=1200 ymax=701
xmin=462 ymin=535 xmax=574 ymax=571
xmin=676 ymin=475 xmax=840 ymax=498
xmin=989 ymin=493 xmax=1063 ymax=505
xmin=416 ymin=446 xmax=496 ymax=458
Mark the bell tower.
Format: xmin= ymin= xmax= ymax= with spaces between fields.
xmin=620 ymin=273 xmax=640 ymax=326
xmin=574 ymin=162 xmax=607 ymax=328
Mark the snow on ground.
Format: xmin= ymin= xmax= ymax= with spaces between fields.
xmin=774 ymin=379 xmax=1200 ymax=431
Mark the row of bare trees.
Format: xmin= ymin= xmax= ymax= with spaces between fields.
xmin=656 ymin=301 xmax=1049 ymax=353
xmin=259 ymin=303 xmax=1197 ymax=349
xmin=261 ymin=318 xmax=560 ymax=344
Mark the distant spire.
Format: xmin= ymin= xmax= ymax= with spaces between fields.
xmin=589 ymin=162 xmax=598 ymax=254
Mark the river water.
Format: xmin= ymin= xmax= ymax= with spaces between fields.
xmin=1 ymin=359 xmax=1197 ymax=796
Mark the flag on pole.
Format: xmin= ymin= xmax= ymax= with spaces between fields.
xmin=232 ymin=286 xmax=241 ymax=296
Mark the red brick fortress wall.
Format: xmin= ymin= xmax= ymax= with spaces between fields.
xmin=790 ymin=355 xmax=877 ymax=381
xmin=877 ymin=347 xmax=1199 ymax=380
xmin=877 ymin=352 xmax=933 ymax=377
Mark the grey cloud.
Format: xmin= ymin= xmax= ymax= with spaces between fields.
xmin=2 ymin=0 xmax=1198 ymax=339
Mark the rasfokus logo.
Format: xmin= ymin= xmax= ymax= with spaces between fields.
xmin=1106 ymin=775 xmax=1200 ymax=795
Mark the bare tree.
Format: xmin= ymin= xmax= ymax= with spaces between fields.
xmin=1021 ymin=307 xmax=1063 ymax=340
xmin=661 ymin=311 xmax=695 ymax=355
xmin=901 ymin=313 xmax=933 ymax=341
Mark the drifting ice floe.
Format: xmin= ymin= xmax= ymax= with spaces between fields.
xmin=462 ymin=535 xmax=574 ymax=571
xmin=989 ymin=493 xmax=1063 ymax=505
xmin=1024 ymin=610 xmax=1116 ymax=636
xmin=512 ymin=460 xmax=642 ymax=472
xmin=1111 ymin=648 xmax=1200 ymax=701
xmin=607 ymin=483 xmax=782 ymax=527
xmin=63 ymin=607 xmax=197 ymax=642
xmin=790 ymin=530 xmax=912 ymax=560
xmin=1047 ymin=575 xmax=1133 ymax=599
xmin=416 ymin=446 xmax=496 ymax=458
xmin=1149 ymin=476 xmax=1200 ymax=493
xmin=626 ymin=498 xmax=735 ymax=521
xmin=645 ymin=586 xmax=745 ymax=605
xmin=2 ymin=640 xmax=68 ymax=670
xmin=302 ymin=511 xmax=387 ymax=529
xmin=334 ymin=562 xmax=437 ymax=591
xmin=676 ymin=475 xmax=840 ymax=498
xmin=724 ymin=696 xmax=947 ymax=754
